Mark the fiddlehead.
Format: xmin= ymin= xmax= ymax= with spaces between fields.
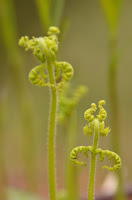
xmin=83 ymin=100 xmax=110 ymax=137
xmin=96 ymin=149 xmax=121 ymax=171
xmin=70 ymin=146 xmax=121 ymax=171
xmin=70 ymin=100 xmax=121 ymax=200
xmin=19 ymin=27 xmax=73 ymax=91
xmin=70 ymin=146 xmax=94 ymax=166
xmin=97 ymin=100 xmax=111 ymax=136
xmin=56 ymin=62 xmax=74 ymax=92
xmin=58 ymin=84 xmax=87 ymax=123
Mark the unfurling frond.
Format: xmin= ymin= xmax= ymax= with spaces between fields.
xmin=70 ymin=100 xmax=121 ymax=175
xmin=19 ymin=26 xmax=73 ymax=91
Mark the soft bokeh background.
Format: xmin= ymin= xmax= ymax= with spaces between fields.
xmin=0 ymin=0 xmax=132 ymax=198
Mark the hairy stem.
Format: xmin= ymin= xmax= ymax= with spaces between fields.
xmin=88 ymin=155 xmax=96 ymax=200
xmin=48 ymin=86 xmax=57 ymax=200
xmin=88 ymin=119 xmax=99 ymax=200
xmin=108 ymin=33 xmax=125 ymax=200
xmin=40 ymin=39 xmax=57 ymax=200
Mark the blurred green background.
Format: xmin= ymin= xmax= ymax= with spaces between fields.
xmin=0 ymin=0 xmax=132 ymax=199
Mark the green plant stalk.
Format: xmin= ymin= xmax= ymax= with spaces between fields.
xmin=98 ymin=1 xmax=124 ymax=198
xmin=53 ymin=0 xmax=66 ymax=27
xmin=108 ymin=33 xmax=118 ymax=152
xmin=0 ymin=89 xmax=8 ymax=200
xmin=88 ymin=119 xmax=99 ymax=200
xmin=48 ymin=80 xmax=57 ymax=200
xmin=48 ymin=86 xmax=57 ymax=200
xmin=0 ymin=99 xmax=7 ymax=200
xmin=39 ymin=39 xmax=57 ymax=200
xmin=0 ymin=0 xmax=38 ymax=192
xmin=108 ymin=33 xmax=125 ymax=200
xmin=0 ymin=138 xmax=7 ymax=200
xmin=66 ymin=110 xmax=79 ymax=200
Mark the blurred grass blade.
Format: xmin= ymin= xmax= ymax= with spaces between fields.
xmin=100 ymin=0 xmax=123 ymax=33
xmin=53 ymin=0 xmax=66 ymax=27
xmin=0 ymin=0 xmax=22 ymax=71
xmin=99 ymin=1 xmax=125 ymax=200
xmin=0 ymin=0 xmax=38 ymax=193
xmin=35 ymin=0 xmax=66 ymax=30
xmin=35 ymin=0 xmax=51 ymax=31
xmin=0 ymin=0 xmax=18 ymax=46
xmin=66 ymin=111 xmax=79 ymax=200
xmin=0 ymin=88 xmax=8 ymax=200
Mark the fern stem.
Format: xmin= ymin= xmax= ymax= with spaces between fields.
xmin=40 ymin=38 xmax=57 ymax=200
xmin=88 ymin=155 xmax=96 ymax=200
xmin=88 ymin=119 xmax=99 ymax=200
xmin=48 ymin=78 xmax=57 ymax=200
